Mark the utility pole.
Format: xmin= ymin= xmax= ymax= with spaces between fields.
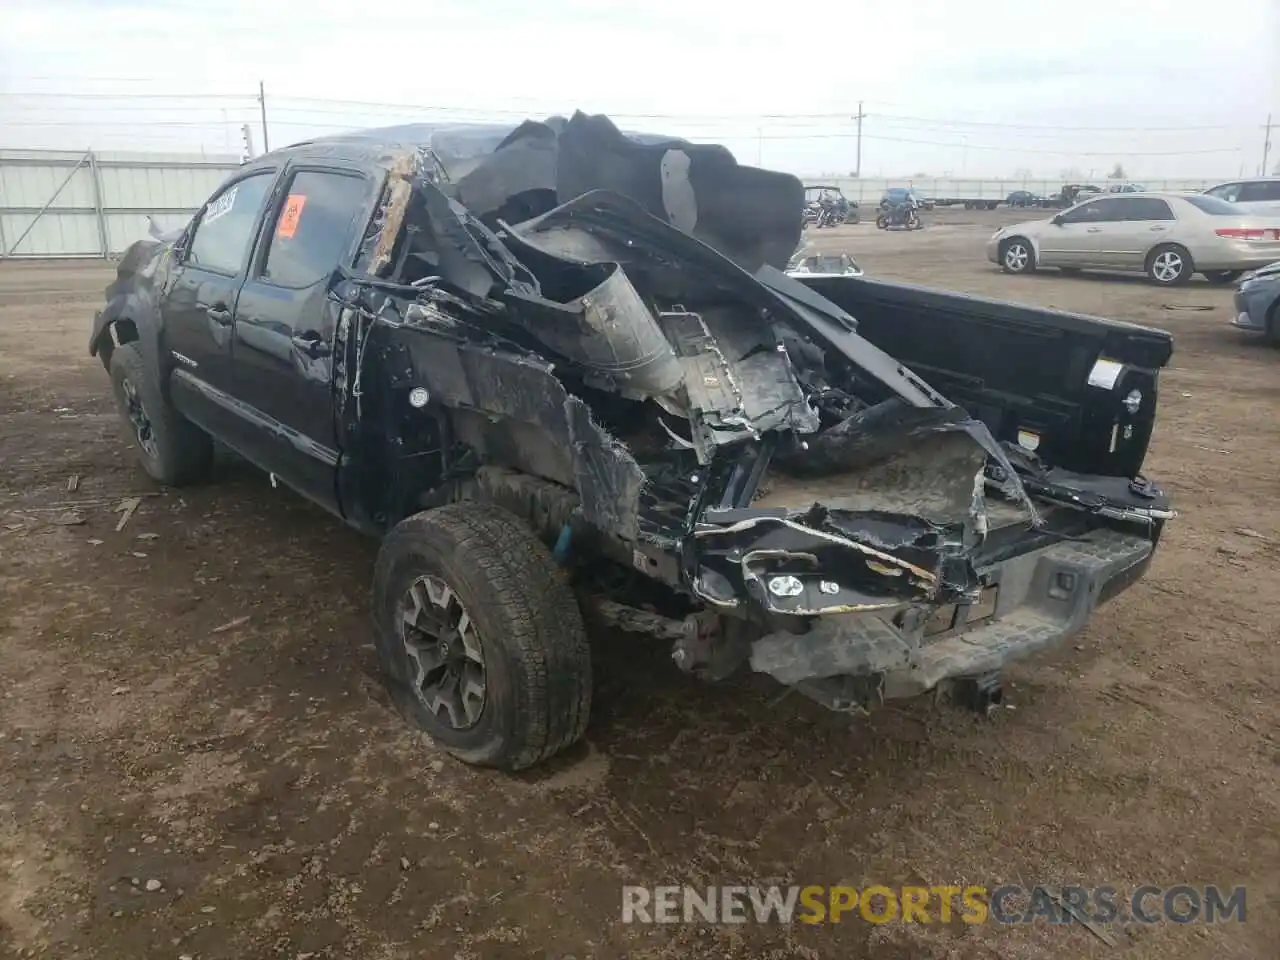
xmin=258 ymin=80 xmax=270 ymax=153
xmin=1262 ymin=113 xmax=1273 ymax=177
xmin=853 ymin=101 xmax=866 ymax=178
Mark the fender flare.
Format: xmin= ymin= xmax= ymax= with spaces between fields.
xmin=90 ymin=289 xmax=168 ymax=398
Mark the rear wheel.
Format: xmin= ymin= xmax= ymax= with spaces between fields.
xmin=372 ymin=502 xmax=592 ymax=770
xmin=1205 ymin=270 xmax=1242 ymax=285
xmin=109 ymin=342 xmax=212 ymax=485
xmin=1000 ymin=237 xmax=1036 ymax=274
xmin=1146 ymin=244 xmax=1193 ymax=285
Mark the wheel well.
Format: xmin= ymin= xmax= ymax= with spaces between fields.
xmin=114 ymin=318 xmax=139 ymax=345
xmin=1001 ymin=235 xmax=1033 ymax=256
xmin=1145 ymin=242 xmax=1192 ymax=271
xmin=94 ymin=316 xmax=139 ymax=367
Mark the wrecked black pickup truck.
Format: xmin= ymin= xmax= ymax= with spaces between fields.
xmin=90 ymin=113 xmax=1174 ymax=770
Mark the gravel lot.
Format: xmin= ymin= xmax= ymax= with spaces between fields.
xmin=1 ymin=207 xmax=1277 ymax=959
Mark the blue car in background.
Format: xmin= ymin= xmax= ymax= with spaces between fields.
xmin=881 ymin=186 xmax=934 ymax=210
xmin=1232 ymin=262 xmax=1280 ymax=345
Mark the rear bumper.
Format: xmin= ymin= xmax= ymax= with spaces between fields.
xmin=749 ymin=525 xmax=1156 ymax=698
xmin=1196 ymin=243 xmax=1280 ymax=272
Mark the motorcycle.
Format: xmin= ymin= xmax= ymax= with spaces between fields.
xmin=804 ymin=197 xmax=858 ymax=229
xmin=875 ymin=200 xmax=922 ymax=230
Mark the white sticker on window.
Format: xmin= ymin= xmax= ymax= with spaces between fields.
xmin=1087 ymin=357 xmax=1123 ymax=390
xmin=203 ymin=185 xmax=239 ymax=226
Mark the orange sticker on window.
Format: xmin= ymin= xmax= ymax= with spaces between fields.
xmin=276 ymin=194 xmax=307 ymax=239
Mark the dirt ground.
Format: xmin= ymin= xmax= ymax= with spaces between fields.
xmin=1 ymin=207 xmax=1277 ymax=960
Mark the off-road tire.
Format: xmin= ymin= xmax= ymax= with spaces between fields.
xmin=372 ymin=502 xmax=592 ymax=770
xmin=109 ymin=342 xmax=213 ymax=485
xmin=1146 ymin=244 xmax=1193 ymax=285
xmin=875 ymin=214 xmax=889 ymax=230
xmin=1000 ymin=237 xmax=1036 ymax=274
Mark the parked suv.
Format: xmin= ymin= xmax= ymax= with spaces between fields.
xmin=90 ymin=114 xmax=1174 ymax=771
xmin=1203 ymin=178 xmax=1280 ymax=215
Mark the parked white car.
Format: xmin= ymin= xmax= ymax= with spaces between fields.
xmin=987 ymin=192 xmax=1280 ymax=285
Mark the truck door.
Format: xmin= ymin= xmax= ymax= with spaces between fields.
xmin=163 ymin=170 xmax=279 ymax=438
xmin=228 ymin=165 xmax=376 ymax=515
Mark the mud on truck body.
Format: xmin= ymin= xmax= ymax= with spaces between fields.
xmin=91 ymin=113 xmax=1174 ymax=769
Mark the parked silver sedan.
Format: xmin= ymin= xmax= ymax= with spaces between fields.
xmin=987 ymin=193 xmax=1280 ymax=285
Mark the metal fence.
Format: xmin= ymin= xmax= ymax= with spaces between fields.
xmin=0 ymin=149 xmax=241 ymax=259
xmin=0 ymin=146 xmax=1237 ymax=259
xmin=806 ymin=176 xmax=1224 ymax=205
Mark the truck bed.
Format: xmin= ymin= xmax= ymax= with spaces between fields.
xmin=798 ymin=275 xmax=1174 ymax=482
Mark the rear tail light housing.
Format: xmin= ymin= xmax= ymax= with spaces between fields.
xmin=1215 ymin=227 xmax=1280 ymax=241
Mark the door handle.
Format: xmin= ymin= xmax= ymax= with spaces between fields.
xmin=291 ymin=335 xmax=331 ymax=359
xmin=206 ymin=305 xmax=233 ymax=325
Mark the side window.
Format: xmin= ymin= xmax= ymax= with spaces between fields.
xmin=1207 ymin=183 xmax=1242 ymax=202
xmin=260 ymin=170 xmax=371 ymax=289
xmin=187 ymin=173 xmax=275 ymax=274
xmin=1122 ymin=198 xmax=1174 ymax=220
xmin=1237 ymin=181 xmax=1280 ymax=202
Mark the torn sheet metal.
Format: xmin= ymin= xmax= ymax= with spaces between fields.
xmin=655 ymin=308 xmax=820 ymax=463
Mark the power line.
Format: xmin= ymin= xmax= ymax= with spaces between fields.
xmin=869 ymin=113 xmax=1250 ymax=133
xmin=0 ymin=118 xmax=1248 ymax=156
xmin=1 ymin=89 xmax=1261 ymax=133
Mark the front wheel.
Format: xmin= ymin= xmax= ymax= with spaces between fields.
xmin=1205 ymin=270 xmax=1242 ymax=285
xmin=875 ymin=214 xmax=889 ymax=229
xmin=372 ymin=502 xmax=592 ymax=771
xmin=1000 ymin=237 xmax=1036 ymax=274
xmin=109 ymin=342 xmax=213 ymax=485
xmin=1147 ymin=244 xmax=1193 ymax=285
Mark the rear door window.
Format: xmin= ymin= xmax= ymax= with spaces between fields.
xmin=186 ymin=172 xmax=276 ymax=275
xmin=1119 ymin=198 xmax=1174 ymax=220
xmin=1185 ymin=195 xmax=1245 ymax=215
xmin=259 ymin=170 xmax=372 ymax=289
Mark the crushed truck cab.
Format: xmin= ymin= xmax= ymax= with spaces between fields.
xmin=91 ymin=113 xmax=1173 ymax=767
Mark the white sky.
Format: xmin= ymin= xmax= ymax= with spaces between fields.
xmin=2 ymin=0 xmax=1278 ymax=179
